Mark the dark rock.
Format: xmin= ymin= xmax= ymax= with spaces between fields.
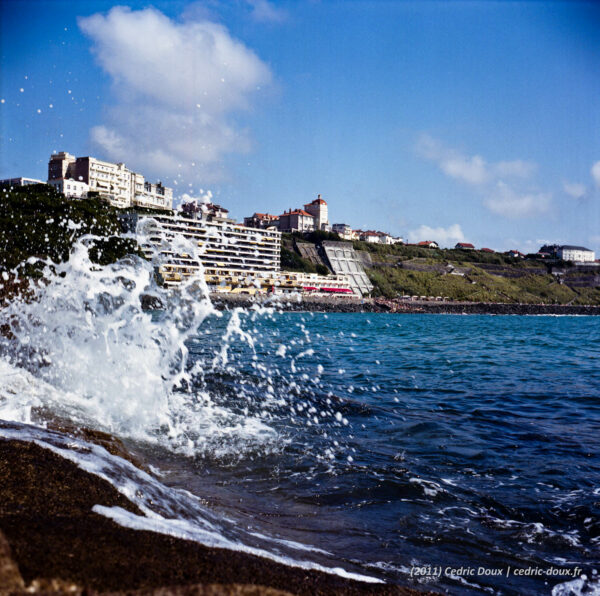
xmin=0 ymin=528 xmax=25 ymax=592
xmin=0 ymin=439 xmax=430 ymax=595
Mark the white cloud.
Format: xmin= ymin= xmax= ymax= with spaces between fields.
xmin=562 ymin=181 xmax=586 ymax=199
xmin=79 ymin=7 xmax=272 ymax=183
xmin=484 ymin=181 xmax=551 ymax=218
xmin=416 ymin=134 xmax=535 ymax=187
xmin=441 ymin=154 xmax=488 ymax=186
xmin=245 ymin=0 xmax=287 ymax=23
xmin=591 ymin=161 xmax=600 ymax=188
xmin=407 ymin=224 xmax=465 ymax=247
xmin=179 ymin=190 xmax=213 ymax=206
xmin=416 ymin=134 xmax=551 ymax=219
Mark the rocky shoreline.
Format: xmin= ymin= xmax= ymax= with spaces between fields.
xmin=0 ymin=436 xmax=431 ymax=596
xmin=210 ymin=294 xmax=600 ymax=316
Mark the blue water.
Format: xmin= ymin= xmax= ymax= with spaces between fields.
xmin=3 ymin=306 xmax=599 ymax=594
xmin=154 ymin=312 xmax=600 ymax=595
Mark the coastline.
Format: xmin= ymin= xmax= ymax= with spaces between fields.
xmin=209 ymin=293 xmax=600 ymax=316
xmin=0 ymin=436 xmax=430 ymax=596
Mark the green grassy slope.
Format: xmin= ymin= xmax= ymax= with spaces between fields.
xmin=351 ymin=243 xmax=599 ymax=305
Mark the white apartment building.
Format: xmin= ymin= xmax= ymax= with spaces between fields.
xmin=557 ymin=245 xmax=596 ymax=263
xmin=380 ymin=233 xmax=403 ymax=245
xmin=137 ymin=210 xmax=281 ymax=292
xmin=332 ymin=223 xmax=357 ymax=241
xmin=48 ymin=178 xmax=89 ymax=199
xmin=48 ymin=152 xmax=173 ymax=210
xmin=360 ymin=231 xmax=381 ymax=243
xmin=0 ymin=177 xmax=45 ymax=188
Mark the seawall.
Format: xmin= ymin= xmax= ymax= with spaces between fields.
xmin=209 ymin=294 xmax=600 ymax=316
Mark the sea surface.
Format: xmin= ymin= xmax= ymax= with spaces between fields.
xmin=1 ymin=242 xmax=599 ymax=595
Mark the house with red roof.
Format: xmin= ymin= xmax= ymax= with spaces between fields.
xmin=303 ymin=194 xmax=330 ymax=231
xmin=246 ymin=194 xmax=331 ymax=233
xmin=278 ymin=208 xmax=316 ymax=232
xmin=359 ymin=230 xmax=382 ymax=243
xmin=417 ymin=240 xmax=439 ymax=249
xmin=244 ymin=212 xmax=280 ymax=229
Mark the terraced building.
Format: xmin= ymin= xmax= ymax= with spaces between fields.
xmin=134 ymin=204 xmax=281 ymax=293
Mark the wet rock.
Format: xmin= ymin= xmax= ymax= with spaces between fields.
xmin=43 ymin=420 xmax=149 ymax=472
xmin=0 ymin=529 xmax=25 ymax=592
xmin=0 ymin=438 xmax=431 ymax=596
xmin=102 ymin=584 xmax=294 ymax=595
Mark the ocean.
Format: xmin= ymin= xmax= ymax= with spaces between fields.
xmin=0 ymin=240 xmax=599 ymax=595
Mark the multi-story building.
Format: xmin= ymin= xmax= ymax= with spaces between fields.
xmin=130 ymin=202 xmax=356 ymax=295
xmin=244 ymin=212 xmax=280 ymax=229
xmin=47 ymin=152 xmax=173 ymax=210
xmin=557 ymin=245 xmax=595 ymax=263
xmin=357 ymin=230 xmax=402 ymax=244
xmin=277 ymin=209 xmax=315 ymax=233
xmin=303 ymin=195 xmax=330 ymax=231
xmin=539 ymin=244 xmax=596 ymax=263
xmin=359 ymin=231 xmax=381 ymax=243
xmin=134 ymin=180 xmax=173 ymax=210
xmin=0 ymin=177 xmax=45 ymax=188
xmin=247 ymin=195 xmax=331 ymax=234
xmin=134 ymin=205 xmax=281 ymax=292
xmin=48 ymin=178 xmax=89 ymax=199
xmin=182 ymin=202 xmax=230 ymax=220
xmin=332 ymin=223 xmax=357 ymax=241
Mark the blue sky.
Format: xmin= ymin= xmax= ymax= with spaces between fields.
xmin=1 ymin=0 xmax=599 ymax=252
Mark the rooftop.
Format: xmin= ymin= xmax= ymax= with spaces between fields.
xmin=560 ymin=245 xmax=592 ymax=252
xmin=281 ymin=209 xmax=313 ymax=217
xmin=253 ymin=213 xmax=279 ymax=219
xmin=305 ymin=193 xmax=327 ymax=206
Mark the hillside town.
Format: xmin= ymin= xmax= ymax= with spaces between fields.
xmin=1 ymin=151 xmax=598 ymax=300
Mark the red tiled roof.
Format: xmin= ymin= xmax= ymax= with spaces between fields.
xmin=305 ymin=194 xmax=327 ymax=206
xmin=254 ymin=213 xmax=278 ymax=219
xmin=456 ymin=242 xmax=475 ymax=248
xmin=481 ymin=247 xmax=495 ymax=253
xmin=417 ymin=240 xmax=436 ymax=246
xmin=282 ymin=209 xmax=313 ymax=217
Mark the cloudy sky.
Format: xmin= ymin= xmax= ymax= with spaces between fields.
xmin=1 ymin=0 xmax=599 ymax=252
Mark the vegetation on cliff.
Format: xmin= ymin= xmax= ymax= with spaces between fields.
xmin=281 ymin=235 xmax=599 ymax=304
xmin=0 ymin=184 xmax=141 ymax=274
xmin=357 ymin=243 xmax=599 ymax=305
xmin=280 ymin=234 xmax=330 ymax=275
